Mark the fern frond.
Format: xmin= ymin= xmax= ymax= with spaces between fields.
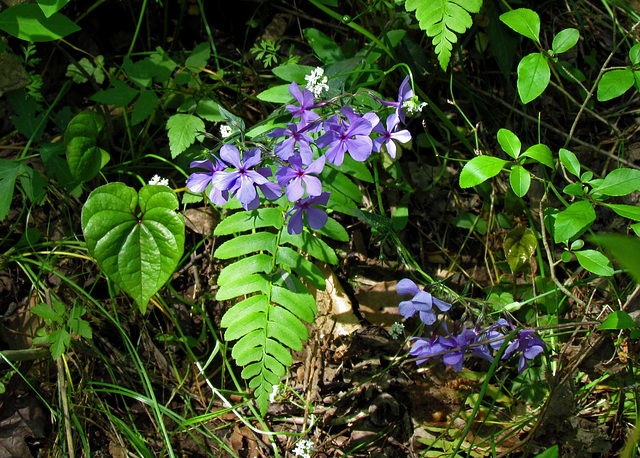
xmin=405 ymin=0 xmax=483 ymax=70
xmin=215 ymin=205 xmax=338 ymax=414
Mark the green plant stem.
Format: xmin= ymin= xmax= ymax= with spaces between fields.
xmin=451 ymin=330 xmax=518 ymax=456
xmin=307 ymin=0 xmax=393 ymax=59
xmin=127 ymin=0 xmax=148 ymax=56
xmin=193 ymin=0 xmax=221 ymax=71
xmin=19 ymin=81 xmax=71 ymax=160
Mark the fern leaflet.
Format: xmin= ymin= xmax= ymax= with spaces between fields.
xmin=405 ymin=0 xmax=483 ymax=70
xmin=215 ymin=206 xmax=345 ymax=414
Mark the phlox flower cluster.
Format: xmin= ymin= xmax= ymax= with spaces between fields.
xmin=397 ymin=278 xmax=545 ymax=374
xmin=187 ymin=71 xmax=417 ymax=235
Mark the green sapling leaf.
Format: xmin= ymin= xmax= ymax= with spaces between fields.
xmin=574 ymin=249 xmax=614 ymax=276
xmin=81 ymin=183 xmax=185 ymax=313
xmin=592 ymin=168 xmax=640 ymax=197
xmin=554 ymin=200 xmax=595 ymax=243
xmin=590 ymin=233 xmax=640 ymax=283
xmin=65 ymin=110 xmax=109 ymax=183
xmin=504 ymin=226 xmax=537 ymax=274
xmin=602 ymin=203 xmax=640 ymax=221
xmin=597 ymin=68 xmax=635 ymax=102
xmin=49 ymin=328 xmax=71 ymax=359
xmin=599 ymin=310 xmax=637 ymax=330
xmin=517 ymin=52 xmax=550 ymax=104
xmin=499 ymin=8 xmax=541 ymax=44
xmin=509 ymin=165 xmax=531 ymax=197
xmin=459 ymin=156 xmax=508 ymax=188
xmin=552 ymin=28 xmax=579 ymax=54
xmin=521 ymin=144 xmax=554 ymax=168
xmin=559 ymin=148 xmax=580 ymax=177
xmin=0 ymin=3 xmax=80 ymax=42
xmin=497 ymin=128 xmax=521 ymax=159
xmin=166 ymin=113 xmax=205 ymax=158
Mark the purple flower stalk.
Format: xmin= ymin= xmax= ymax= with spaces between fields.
xmin=316 ymin=115 xmax=374 ymax=166
xmin=286 ymin=191 xmax=330 ymax=235
xmin=502 ymin=330 xmax=545 ymax=374
xmin=286 ymin=82 xmax=320 ymax=130
xmin=373 ymin=113 xmax=412 ymax=159
xmin=276 ymin=155 xmax=325 ymax=202
xmin=211 ymin=145 xmax=269 ymax=211
xmin=396 ymin=278 xmax=451 ymax=325
xmin=267 ymin=123 xmax=315 ymax=164
xmin=409 ymin=336 xmax=446 ymax=365
xmin=377 ymin=75 xmax=413 ymax=124
xmin=438 ymin=326 xmax=478 ymax=372
xmin=186 ymin=156 xmax=229 ymax=206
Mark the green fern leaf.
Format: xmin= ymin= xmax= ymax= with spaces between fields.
xmin=218 ymin=253 xmax=273 ymax=285
xmin=216 ymin=273 xmax=269 ymax=301
xmin=405 ymin=0 xmax=483 ymax=70
xmin=214 ymin=207 xmax=283 ymax=235
xmin=281 ymin=231 xmax=339 ymax=265
xmin=275 ymin=247 xmax=325 ymax=290
xmin=214 ymin=232 xmax=277 ymax=259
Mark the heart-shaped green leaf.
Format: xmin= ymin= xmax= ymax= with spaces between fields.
xmin=65 ymin=110 xmax=109 ymax=183
xmin=82 ymin=183 xmax=185 ymax=313
xmin=504 ymin=226 xmax=537 ymax=274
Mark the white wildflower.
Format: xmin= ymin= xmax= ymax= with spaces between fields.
xmin=148 ymin=174 xmax=169 ymax=186
xmin=292 ymin=439 xmax=315 ymax=458
xmin=269 ymin=384 xmax=280 ymax=403
xmin=219 ymin=124 xmax=233 ymax=138
xmin=389 ymin=322 xmax=404 ymax=339
xmin=402 ymin=97 xmax=427 ymax=115
xmin=305 ymin=67 xmax=329 ymax=97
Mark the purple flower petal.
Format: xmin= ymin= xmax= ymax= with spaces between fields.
xmin=219 ymin=144 xmax=242 ymax=169
xmin=396 ymin=278 xmax=421 ymax=296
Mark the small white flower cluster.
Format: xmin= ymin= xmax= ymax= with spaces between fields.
xmin=269 ymin=384 xmax=280 ymax=403
xmin=402 ymin=97 xmax=427 ymax=115
xmin=305 ymin=67 xmax=329 ymax=97
xmin=148 ymin=174 xmax=169 ymax=186
xmin=389 ymin=322 xmax=404 ymax=339
xmin=292 ymin=439 xmax=315 ymax=458
xmin=219 ymin=124 xmax=233 ymax=139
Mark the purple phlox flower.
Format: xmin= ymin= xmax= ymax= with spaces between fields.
xmin=409 ymin=336 xmax=446 ymax=365
xmin=276 ymin=155 xmax=325 ymax=202
xmin=211 ymin=145 xmax=268 ymax=210
xmin=502 ymin=330 xmax=545 ymax=374
xmin=267 ymin=123 xmax=315 ymax=164
xmin=396 ymin=278 xmax=451 ymax=325
xmin=377 ymin=75 xmax=413 ymax=124
xmin=255 ymin=167 xmax=283 ymax=201
xmin=373 ymin=113 xmax=412 ymax=159
xmin=286 ymin=191 xmax=330 ymax=235
xmin=438 ymin=326 xmax=477 ymax=372
xmin=186 ymin=156 xmax=229 ymax=206
xmin=340 ymin=106 xmax=380 ymax=131
xmin=286 ymin=82 xmax=321 ymax=131
xmin=316 ymin=116 xmax=374 ymax=166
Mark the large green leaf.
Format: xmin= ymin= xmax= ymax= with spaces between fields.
xmin=82 ymin=183 xmax=185 ymax=313
xmin=509 ymin=165 xmax=531 ymax=197
xmin=459 ymin=156 xmax=508 ymax=188
xmin=592 ymin=168 xmax=640 ymax=197
xmin=590 ymin=233 xmax=640 ymax=283
xmin=574 ymin=249 xmax=613 ymax=276
xmin=0 ymin=3 xmax=79 ymax=41
xmin=499 ymin=8 xmax=540 ymax=44
xmin=554 ymin=201 xmax=595 ymax=243
xmin=517 ymin=52 xmax=550 ymax=104
xmin=597 ymin=68 xmax=635 ymax=102
xmin=599 ymin=310 xmax=637 ymax=331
